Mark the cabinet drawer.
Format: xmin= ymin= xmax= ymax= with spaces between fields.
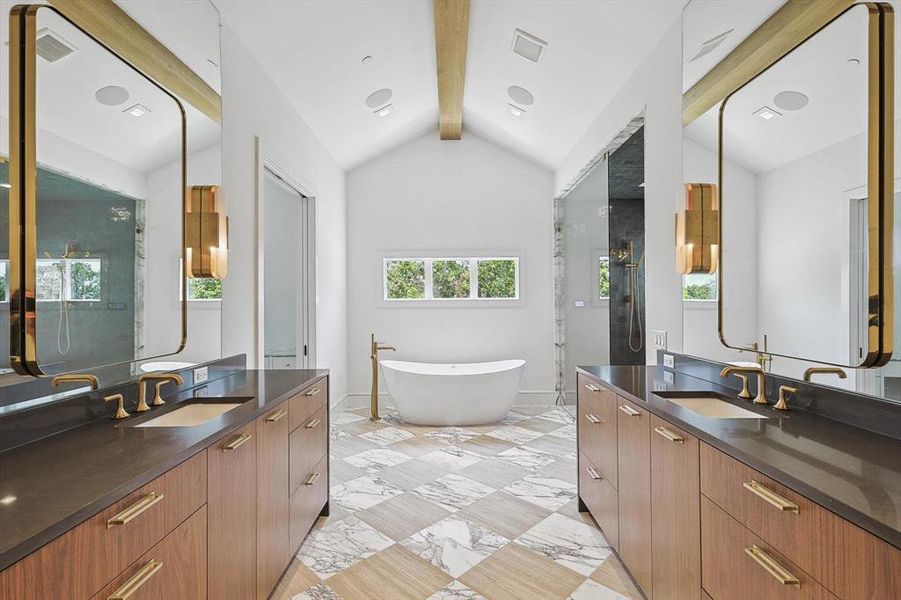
xmin=700 ymin=443 xmax=841 ymax=591
xmin=289 ymin=405 xmax=328 ymax=496
xmin=0 ymin=452 xmax=207 ymax=600
xmin=577 ymin=374 xmax=617 ymax=487
xmin=290 ymin=378 xmax=328 ymax=432
xmin=91 ymin=506 xmax=207 ymax=600
xmin=578 ymin=451 xmax=619 ymax=550
xmin=290 ymin=454 xmax=329 ymax=552
xmin=701 ymin=496 xmax=836 ymax=600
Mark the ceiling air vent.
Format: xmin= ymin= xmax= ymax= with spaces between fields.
xmin=35 ymin=28 xmax=76 ymax=63
xmin=512 ymin=29 xmax=547 ymax=64
xmin=688 ymin=29 xmax=733 ymax=63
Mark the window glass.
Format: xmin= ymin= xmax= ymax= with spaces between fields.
xmin=599 ymin=256 xmax=610 ymax=299
xmin=188 ymin=277 xmax=222 ymax=300
xmin=0 ymin=260 xmax=7 ymax=302
xmin=385 ymin=259 xmax=426 ymax=300
xmin=477 ymin=259 xmax=517 ymax=299
xmin=683 ymin=272 xmax=718 ymax=300
xmin=36 ymin=259 xmax=64 ymax=301
xmin=432 ymin=259 xmax=471 ymax=299
xmin=69 ymin=259 xmax=101 ymax=301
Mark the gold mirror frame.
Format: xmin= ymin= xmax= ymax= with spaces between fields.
xmin=7 ymin=4 xmax=188 ymax=377
xmin=716 ymin=2 xmax=894 ymax=369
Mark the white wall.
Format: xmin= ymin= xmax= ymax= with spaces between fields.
xmin=219 ymin=24 xmax=348 ymax=402
xmin=682 ymin=136 xmax=759 ymax=363
xmin=555 ymin=20 xmax=684 ymax=363
xmin=345 ymin=131 xmax=555 ymax=401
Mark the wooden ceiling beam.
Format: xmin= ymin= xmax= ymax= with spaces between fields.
xmin=682 ymin=0 xmax=853 ymax=125
xmin=434 ymin=0 xmax=470 ymax=140
xmin=49 ymin=0 xmax=222 ymax=123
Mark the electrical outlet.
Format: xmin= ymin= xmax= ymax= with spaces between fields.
xmin=653 ymin=330 xmax=668 ymax=350
xmin=194 ymin=385 xmax=209 ymax=397
xmin=193 ymin=366 xmax=209 ymax=384
xmin=663 ymin=353 xmax=675 ymax=368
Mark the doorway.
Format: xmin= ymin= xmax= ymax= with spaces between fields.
xmin=260 ymin=166 xmax=316 ymax=369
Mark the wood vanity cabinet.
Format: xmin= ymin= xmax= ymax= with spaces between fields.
xmin=208 ymin=423 xmax=258 ymax=600
xmin=616 ymin=397 xmax=652 ymax=597
xmin=650 ymin=415 xmax=701 ymax=599
xmin=256 ymin=402 xmax=291 ymax=600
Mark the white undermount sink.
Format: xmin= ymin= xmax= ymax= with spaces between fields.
xmin=134 ymin=402 xmax=243 ymax=427
xmin=653 ymin=391 xmax=768 ymax=419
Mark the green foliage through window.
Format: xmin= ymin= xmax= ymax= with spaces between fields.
xmin=599 ymin=257 xmax=610 ymax=299
xmin=188 ymin=277 xmax=222 ymax=300
xmin=385 ymin=260 xmax=426 ymax=300
xmin=432 ymin=260 xmax=470 ymax=299
xmin=477 ymin=259 xmax=517 ymax=299
xmin=683 ymin=273 xmax=717 ymax=300
xmin=70 ymin=260 xmax=101 ymax=300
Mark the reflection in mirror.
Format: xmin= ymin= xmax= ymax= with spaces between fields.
xmin=0 ymin=1 xmax=222 ymax=407
xmin=682 ymin=0 xmax=901 ymax=401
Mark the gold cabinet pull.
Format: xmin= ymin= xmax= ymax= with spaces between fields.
xmin=654 ymin=426 xmax=684 ymax=443
xmin=265 ymin=409 xmax=288 ymax=423
xmin=107 ymin=492 xmax=164 ymax=528
xmin=108 ymin=559 xmax=163 ymax=599
xmin=584 ymin=413 xmax=601 ymax=424
xmin=305 ymin=472 xmax=321 ymax=486
xmin=744 ymin=545 xmax=800 ymax=586
xmin=305 ymin=387 xmax=321 ymax=397
xmin=222 ymin=432 xmax=252 ymax=451
xmin=586 ymin=467 xmax=602 ymax=480
xmin=305 ymin=417 xmax=322 ymax=429
xmin=584 ymin=384 xmax=601 ymax=393
xmin=743 ymin=480 xmax=799 ymax=513
xmin=618 ymin=405 xmax=640 ymax=417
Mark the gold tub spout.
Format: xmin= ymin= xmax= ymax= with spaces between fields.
xmin=370 ymin=333 xmax=396 ymax=421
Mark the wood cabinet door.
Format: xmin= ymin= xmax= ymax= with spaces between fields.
xmin=208 ymin=423 xmax=257 ymax=600
xmin=616 ymin=397 xmax=652 ymax=597
xmin=650 ymin=415 xmax=700 ymax=600
xmin=256 ymin=404 xmax=290 ymax=599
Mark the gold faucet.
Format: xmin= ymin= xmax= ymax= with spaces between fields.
xmin=105 ymin=394 xmax=129 ymax=420
xmin=136 ymin=373 xmax=184 ymax=412
xmin=773 ymin=385 xmax=797 ymax=411
xmin=51 ymin=373 xmax=99 ymax=391
xmin=743 ymin=340 xmax=772 ymax=372
xmin=721 ymin=365 xmax=768 ymax=404
xmin=370 ymin=333 xmax=395 ymax=421
xmin=803 ymin=367 xmax=847 ymax=382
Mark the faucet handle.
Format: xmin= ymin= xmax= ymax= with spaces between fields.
xmin=105 ymin=394 xmax=130 ymax=420
xmin=734 ymin=373 xmax=753 ymax=400
xmin=773 ymin=386 xmax=797 ymax=411
xmin=152 ymin=381 xmax=168 ymax=407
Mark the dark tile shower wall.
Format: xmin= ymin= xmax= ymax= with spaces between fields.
xmin=608 ymin=127 xmax=646 ymax=366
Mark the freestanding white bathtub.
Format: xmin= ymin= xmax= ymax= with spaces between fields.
xmin=380 ymin=359 xmax=526 ymax=426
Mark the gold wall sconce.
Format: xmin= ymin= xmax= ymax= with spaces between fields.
xmin=186 ymin=185 xmax=228 ymax=278
xmin=676 ymin=183 xmax=719 ymax=274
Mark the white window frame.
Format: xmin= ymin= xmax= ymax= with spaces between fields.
xmin=380 ymin=252 xmax=523 ymax=307
xmin=0 ymin=260 xmax=8 ymax=303
xmin=682 ymin=271 xmax=719 ymax=304
xmin=35 ymin=258 xmax=103 ymax=302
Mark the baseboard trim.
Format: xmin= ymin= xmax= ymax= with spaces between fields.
xmin=337 ymin=391 xmax=558 ymax=412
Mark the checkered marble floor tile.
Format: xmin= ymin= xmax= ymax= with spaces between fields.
xmin=271 ymin=405 xmax=642 ymax=600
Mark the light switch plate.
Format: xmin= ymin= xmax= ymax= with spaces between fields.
xmin=574 ymin=300 xmax=585 ymax=307
xmin=193 ymin=366 xmax=209 ymax=384
xmin=663 ymin=354 xmax=675 ymax=368
xmin=653 ymin=330 xmax=667 ymax=350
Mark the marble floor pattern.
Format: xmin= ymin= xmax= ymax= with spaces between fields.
xmin=272 ymin=405 xmax=643 ymax=600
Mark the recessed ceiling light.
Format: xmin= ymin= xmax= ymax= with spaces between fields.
xmin=362 ymin=55 xmax=373 ymax=64
xmin=365 ymin=88 xmax=393 ymax=109
xmin=0 ymin=183 xmax=11 ymax=189
xmin=512 ymin=29 xmax=547 ymax=63
xmin=95 ymin=85 xmax=129 ymax=106
xmin=773 ymin=90 xmax=809 ymax=111
xmin=688 ymin=29 xmax=734 ymax=63
xmin=123 ymin=103 xmax=150 ymax=117
xmin=753 ymin=106 xmax=781 ymax=120
xmin=375 ymin=104 xmax=393 ymax=118
xmin=0 ymin=495 xmax=16 ymax=505
xmin=508 ymin=103 xmax=525 ymax=117
xmin=507 ymin=85 xmax=534 ymax=106
xmin=847 ymin=57 xmax=861 ymax=66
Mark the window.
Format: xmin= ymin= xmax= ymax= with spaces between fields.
xmin=188 ymin=277 xmax=222 ymax=301
xmin=683 ymin=272 xmax=718 ymax=301
xmin=383 ymin=257 xmax=519 ymax=302
xmin=36 ymin=258 xmax=102 ymax=302
xmin=0 ymin=260 xmax=8 ymax=302
xmin=598 ymin=256 xmax=610 ymax=300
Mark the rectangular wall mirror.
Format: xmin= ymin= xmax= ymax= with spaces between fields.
xmin=682 ymin=0 xmax=900 ymax=396
xmin=0 ymin=1 xmax=222 ymax=400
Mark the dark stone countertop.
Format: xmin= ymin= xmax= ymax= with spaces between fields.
xmin=0 ymin=369 xmax=329 ymax=571
xmin=577 ymin=365 xmax=901 ymax=550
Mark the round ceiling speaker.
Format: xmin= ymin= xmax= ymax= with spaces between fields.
xmin=365 ymin=88 xmax=393 ymax=109
xmin=507 ymin=85 xmax=534 ymax=106
xmin=773 ymin=90 xmax=809 ymax=111
xmin=95 ymin=85 xmax=130 ymax=106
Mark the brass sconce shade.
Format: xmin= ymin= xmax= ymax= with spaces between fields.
xmin=186 ymin=185 xmax=228 ymax=278
xmin=676 ymin=183 xmax=719 ymax=274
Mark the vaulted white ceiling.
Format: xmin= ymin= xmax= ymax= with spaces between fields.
xmin=214 ymin=0 xmax=683 ymax=171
